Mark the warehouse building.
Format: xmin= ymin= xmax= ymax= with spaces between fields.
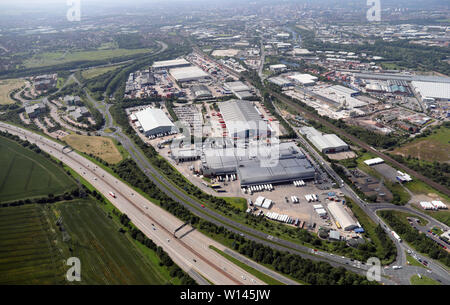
xmin=191 ymin=85 xmax=212 ymax=99
xmin=169 ymin=66 xmax=210 ymax=83
xmin=300 ymin=126 xmax=348 ymax=153
xmin=411 ymin=81 xmax=450 ymax=102
xmin=269 ymin=64 xmax=287 ymax=72
xmin=219 ymin=99 xmax=269 ymax=140
xmin=223 ymin=81 xmax=254 ymax=99
xmin=309 ymin=133 xmax=349 ymax=153
xmin=364 ymin=157 xmax=384 ymax=166
xmin=268 ymin=76 xmax=293 ymax=88
xmin=327 ymin=202 xmax=359 ymax=231
xmin=134 ymin=108 xmax=177 ymax=137
xmin=152 ymin=58 xmax=191 ymax=70
xmin=288 ymin=73 xmax=318 ymax=86
xmin=329 ymin=85 xmax=360 ymax=97
xmin=201 ymin=142 xmax=316 ymax=185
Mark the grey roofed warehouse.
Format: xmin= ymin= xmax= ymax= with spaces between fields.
xmin=134 ymin=108 xmax=177 ymax=137
xmin=219 ymin=99 xmax=269 ymax=139
xmin=201 ymin=142 xmax=316 ymax=185
xmin=152 ymin=58 xmax=190 ymax=70
xmin=169 ymin=66 xmax=210 ymax=83
xmin=191 ymin=85 xmax=212 ymax=99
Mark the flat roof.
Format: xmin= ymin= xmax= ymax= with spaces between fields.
xmin=152 ymin=58 xmax=190 ymax=69
xmin=134 ymin=108 xmax=175 ymax=133
xmin=169 ymin=66 xmax=209 ymax=82
xmin=411 ymin=81 xmax=450 ymax=100
xmin=309 ymin=134 xmax=348 ymax=151
xmin=364 ymin=157 xmax=384 ymax=166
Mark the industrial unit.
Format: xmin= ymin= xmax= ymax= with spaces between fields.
xmin=288 ymin=73 xmax=318 ymax=86
xmin=134 ymin=108 xmax=177 ymax=137
xmin=218 ymin=99 xmax=269 ymax=139
xmin=300 ymin=126 xmax=348 ymax=153
xmin=201 ymin=142 xmax=316 ymax=186
xmin=169 ymin=66 xmax=210 ymax=83
xmin=308 ymin=134 xmax=349 ymax=153
xmin=327 ymin=201 xmax=359 ymax=231
xmin=152 ymin=58 xmax=191 ymax=70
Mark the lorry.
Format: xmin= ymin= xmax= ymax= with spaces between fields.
xmin=392 ymin=231 xmax=402 ymax=242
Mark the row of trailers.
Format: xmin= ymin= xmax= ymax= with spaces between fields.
xmin=305 ymin=194 xmax=319 ymax=202
xmin=293 ymin=180 xmax=306 ymax=187
xmin=243 ymin=184 xmax=274 ymax=194
xmin=265 ymin=212 xmax=305 ymax=228
xmin=217 ymin=174 xmax=237 ymax=182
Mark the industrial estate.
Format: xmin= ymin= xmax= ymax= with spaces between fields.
xmin=0 ymin=0 xmax=449 ymax=293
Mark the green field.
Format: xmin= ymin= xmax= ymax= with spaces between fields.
xmin=0 ymin=201 xmax=178 ymax=284
xmin=81 ymin=65 xmax=122 ymax=80
xmin=23 ymin=48 xmax=153 ymax=68
xmin=393 ymin=126 xmax=450 ymax=162
xmin=0 ymin=136 xmax=76 ymax=203
xmin=0 ymin=204 xmax=66 ymax=284
xmin=56 ymin=200 xmax=174 ymax=284
xmin=410 ymin=274 xmax=441 ymax=285
xmin=0 ymin=78 xmax=24 ymax=105
xmin=221 ymin=197 xmax=247 ymax=211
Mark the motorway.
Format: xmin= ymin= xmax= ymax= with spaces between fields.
xmin=17 ymin=46 xmax=448 ymax=284
xmin=0 ymin=122 xmax=274 ymax=286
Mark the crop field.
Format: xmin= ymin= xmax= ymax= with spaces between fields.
xmin=0 ymin=200 xmax=175 ymax=284
xmin=0 ymin=204 xmax=66 ymax=284
xmin=81 ymin=65 xmax=123 ymax=80
xmin=56 ymin=200 xmax=170 ymax=284
xmin=0 ymin=136 xmax=76 ymax=203
xmin=63 ymin=134 xmax=123 ymax=164
xmin=393 ymin=126 xmax=450 ymax=162
xmin=23 ymin=48 xmax=153 ymax=68
xmin=0 ymin=78 xmax=24 ymax=105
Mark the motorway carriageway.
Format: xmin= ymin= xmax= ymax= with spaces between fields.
xmin=0 ymin=122 xmax=268 ymax=286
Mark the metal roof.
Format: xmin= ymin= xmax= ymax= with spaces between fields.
xmin=411 ymin=81 xmax=450 ymax=100
xmin=134 ymin=108 xmax=175 ymax=133
xmin=169 ymin=66 xmax=209 ymax=82
xmin=327 ymin=202 xmax=358 ymax=231
xmin=309 ymin=134 xmax=348 ymax=151
xmin=152 ymin=58 xmax=190 ymax=69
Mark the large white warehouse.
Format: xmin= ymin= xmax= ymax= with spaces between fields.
xmin=219 ymin=99 xmax=268 ymax=139
xmin=152 ymin=58 xmax=191 ymax=70
xmin=309 ymin=134 xmax=349 ymax=154
xmin=134 ymin=108 xmax=176 ymax=137
xmin=169 ymin=66 xmax=210 ymax=83
xmin=327 ymin=202 xmax=359 ymax=231
xmin=411 ymin=81 xmax=450 ymax=101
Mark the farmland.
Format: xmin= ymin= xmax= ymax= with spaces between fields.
xmin=81 ymin=65 xmax=123 ymax=80
xmin=0 ymin=136 xmax=76 ymax=203
xmin=63 ymin=134 xmax=123 ymax=164
xmin=0 ymin=200 xmax=177 ymax=284
xmin=23 ymin=48 xmax=153 ymax=69
xmin=0 ymin=78 xmax=24 ymax=105
xmin=0 ymin=204 xmax=66 ymax=284
xmin=393 ymin=126 xmax=450 ymax=163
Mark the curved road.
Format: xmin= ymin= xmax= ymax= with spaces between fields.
xmin=0 ymin=122 xmax=271 ymax=286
